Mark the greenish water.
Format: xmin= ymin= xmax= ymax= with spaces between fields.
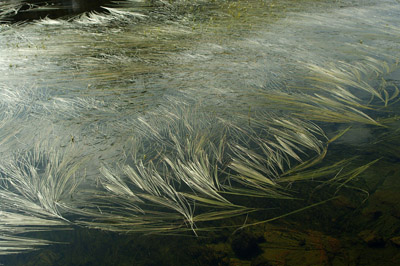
xmin=1 ymin=0 xmax=400 ymax=265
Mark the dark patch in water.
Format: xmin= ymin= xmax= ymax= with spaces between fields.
xmin=231 ymin=231 xmax=264 ymax=259
xmin=1 ymin=0 xmax=125 ymax=22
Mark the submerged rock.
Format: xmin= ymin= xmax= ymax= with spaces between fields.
xmin=231 ymin=231 xmax=264 ymax=260
xmin=358 ymin=230 xmax=386 ymax=248
xmin=390 ymin=236 xmax=400 ymax=247
xmin=186 ymin=245 xmax=229 ymax=266
xmin=251 ymin=255 xmax=272 ymax=266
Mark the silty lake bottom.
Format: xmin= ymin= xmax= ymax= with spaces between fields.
xmin=1 ymin=0 xmax=400 ymax=265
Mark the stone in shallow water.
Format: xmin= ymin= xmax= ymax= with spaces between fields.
xmin=251 ymin=255 xmax=272 ymax=266
xmin=231 ymin=231 xmax=264 ymax=259
xmin=390 ymin=236 xmax=400 ymax=247
xmin=358 ymin=230 xmax=386 ymax=248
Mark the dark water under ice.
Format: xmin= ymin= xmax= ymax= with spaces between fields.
xmin=1 ymin=0 xmax=400 ymax=265
xmin=1 ymin=0 xmax=119 ymax=22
